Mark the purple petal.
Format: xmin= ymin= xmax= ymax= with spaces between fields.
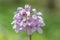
xmin=27 ymin=27 xmax=32 ymax=35
xmin=25 ymin=4 xmax=31 ymax=11
xmin=31 ymin=27 xmax=36 ymax=32
xmin=14 ymin=24 xmax=22 ymax=32
xmin=38 ymin=19 xmax=45 ymax=26
xmin=37 ymin=27 xmax=43 ymax=34
xmin=25 ymin=22 xmax=36 ymax=34
xmin=32 ymin=15 xmax=37 ymax=19
xmin=13 ymin=13 xmax=22 ymax=20
xmin=20 ymin=9 xmax=26 ymax=15
xmin=17 ymin=7 xmax=23 ymax=11
xmin=32 ymin=8 xmax=37 ymax=14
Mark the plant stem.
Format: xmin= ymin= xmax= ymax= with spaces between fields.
xmin=29 ymin=35 xmax=31 ymax=40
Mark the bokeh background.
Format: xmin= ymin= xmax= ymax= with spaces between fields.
xmin=0 ymin=0 xmax=60 ymax=40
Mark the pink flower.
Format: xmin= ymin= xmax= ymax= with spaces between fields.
xmin=11 ymin=4 xmax=45 ymax=35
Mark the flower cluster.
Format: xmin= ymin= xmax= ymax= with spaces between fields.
xmin=11 ymin=4 xmax=45 ymax=35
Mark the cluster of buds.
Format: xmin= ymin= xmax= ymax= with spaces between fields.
xmin=11 ymin=4 xmax=45 ymax=35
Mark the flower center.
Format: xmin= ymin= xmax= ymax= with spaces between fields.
xmin=22 ymin=12 xmax=27 ymax=17
xmin=30 ymin=26 xmax=33 ymax=29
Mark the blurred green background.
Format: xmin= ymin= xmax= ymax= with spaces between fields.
xmin=0 ymin=0 xmax=60 ymax=40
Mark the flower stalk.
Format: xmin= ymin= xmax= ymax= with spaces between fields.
xmin=29 ymin=35 xmax=31 ymax=40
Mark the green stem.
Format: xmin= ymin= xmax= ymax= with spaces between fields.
xmin=29 ymin=35 xmax=31 ymax=40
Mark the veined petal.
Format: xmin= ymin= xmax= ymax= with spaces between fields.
xmin=37 ymin=12 xmax=42 ymax=15
xmin=20 ymin=21 xmax=23 ymax=26
xmin=41 ymin=23 xmax=45 ymax=26
xmin=19 ymin=18 xmax=26 ymax=26
xmin=38 ymin=16 xmax=43 ymax=20
xmin=13 ymin=13 xmax=22 ymax=20
xmin=27 ymin=28 xmax=32 ymax=35
xmin=32 ymin=15 xmax=37 ymax=19
xmin=37 ymin=27 xmax=43 ymax=34
xmin=15 ymin=25 xmax=21 ymax=33
xmin=32 ymin=8 xmax=38 ymax=15
xmin=31 ymin=27 xmax=36 ymax=32
xmin=17 ymin=7 xmax=23 ymax=11
xmin=25 ymin=4 xmax=31 ymax=11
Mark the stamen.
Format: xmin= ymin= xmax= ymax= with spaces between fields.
xmin=22 ymin=12 xmax=27 ymax=17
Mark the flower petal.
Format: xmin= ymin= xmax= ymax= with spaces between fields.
xmin=37 ymin=12 xmax=42 ymax=15
xmin=32 ymin=8 xmax=36 ymax=12
xmin=38 ymin=16 xmax=43 ymax=20
xmin=37 ymin=27 xmax=43 ymax=34
xmin=19 ymin=28 xmax=23 ymax=30
xmin=31 ymin=27 xmax=36 ymax=32
xmin=26 ymin=11 xmax=30 ymax=16
xmin=32 ymin=15 xmax=37 ymax=19
xmin=25 ymin=4 xmax=31 ymax=11
xmin=13 ymin=24 xmax=17 ymax=29
xmin=38 ymin=19 xmax=45 ymax=26
xmin=17 ymin=7 xmax=23 ymax=11
xmin=11 ymin=20 xmax=16 ymax=24
xmin=27 ymin=28 xmax=32 ymax=35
